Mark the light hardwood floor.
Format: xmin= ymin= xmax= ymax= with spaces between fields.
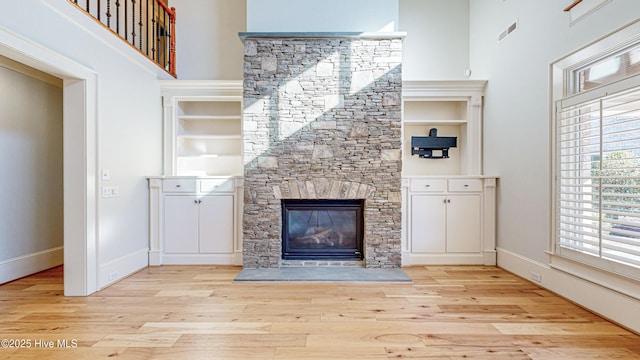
xmin=1 ymin=265 xmax=639 ymax=359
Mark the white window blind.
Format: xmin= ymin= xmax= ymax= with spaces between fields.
xmin=557 ymin=85 xmax=640 ymax=276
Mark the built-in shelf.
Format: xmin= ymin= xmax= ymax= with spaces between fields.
xmin=402 ymin=80 xmax=487 ymax=176
xmin=160 ymin=81 xmax=243 ymax=176
xmin=400 ymin=80 xmax=494 ymax=266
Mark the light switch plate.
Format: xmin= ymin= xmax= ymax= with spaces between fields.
xmin=102 ymin=186 xmax=119 ymax=198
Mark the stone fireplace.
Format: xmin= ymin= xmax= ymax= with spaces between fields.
xmin=240 ymin=32 xmax=404 ymax=268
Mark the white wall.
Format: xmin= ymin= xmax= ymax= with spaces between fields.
xmin=470 ymin=0 xmax=640 ymax=264
xmin=0 ymin=60 xmax=63 ymax=280
xmin=470 ymin=0 xmax=640 ymax=331
xmin=246 ymin=0 xmax=398 ymax=32
xmin=399 ymin=0 xmax=470 ymax=80
xmin=244 ymin=0 xmax=469 ymax=80
xmin=171 ymin=0 xmax=246 ymax=80
xmin=0 ymin=0 xmax=164 ymax=288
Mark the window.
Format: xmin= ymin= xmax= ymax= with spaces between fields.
xmin=557 ymin=83 xmax=640 ymax=279
xmin=575 ymin=44 xmax=640 ymax=93
xmin=553 ymin=20 xmax=640 ymax=284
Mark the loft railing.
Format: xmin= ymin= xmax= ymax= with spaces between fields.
xmin=69 ymin=0 xmax=176 ymax=77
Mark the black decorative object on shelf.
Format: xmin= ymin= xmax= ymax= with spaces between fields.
xmin=411 ymin=128 xmax=457 ymax=159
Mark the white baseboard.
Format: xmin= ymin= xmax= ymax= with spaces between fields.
xmin=148 ymin=250 xmax=162 ymax=266
xmin=150 ymin=251 xmax=242 ymax=266
xmin=233 ymin=251 xmax=243 ymax=266
xmin=160 ymin=253 xmax=237 ymax=265
xmin=99 ymin=248 xmax=148 ymax=289
xmin=0 ymin=247 xmax=63 ymax=285
xmin=402 ymin=252 xmax=487 ymax=265
xmin=497 ymin=247 xmax=640 ymax=334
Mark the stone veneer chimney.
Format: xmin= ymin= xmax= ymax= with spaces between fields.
xmin=240 ymin=32 xmax=404 ymax=268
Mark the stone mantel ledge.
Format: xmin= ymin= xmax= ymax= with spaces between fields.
xmin=238 ymin=31 xmax=407 ymax=41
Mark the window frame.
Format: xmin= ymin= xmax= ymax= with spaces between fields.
xmin=550 ymin=19 xmax=640 ymax=300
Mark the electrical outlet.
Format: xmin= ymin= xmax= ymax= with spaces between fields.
xmin=101 ymin=169 xmax=111 ymax=181
xmin=530 ymin=271 xmax=542 ymax=283
xmin=109 ymin=271 xmax=118 ymax=281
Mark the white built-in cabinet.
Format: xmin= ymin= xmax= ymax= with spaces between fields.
xmin=148 ymin=176 xmax=242 ymax=265
xmin=401 ymin=81 xmax=497 ymax=265
xmin=164 ymin=193 xmax=233 ymax=255
xmin=404 ymin=176 xmax=496 ymax=265
xmin=148 ymin=81 xmax=244 ymax=265
xmin=410 ymin=179 xmax=481 ymax=253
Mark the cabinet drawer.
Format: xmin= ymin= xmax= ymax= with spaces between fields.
xmin=200 ymin=178 xmax=234 ymax=193
xmin=162 ymin=179 xmax=196 ymax=193
xmin=448 ymin=179 xmax=482 ymax=192
xmin=410 ymin=179 xmax=447 ymax=192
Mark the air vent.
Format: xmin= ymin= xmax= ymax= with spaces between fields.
xmin=498 ymin=20 xmax=519 ymax=42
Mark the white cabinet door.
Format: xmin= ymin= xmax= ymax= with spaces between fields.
xmin=411 ymin=195 xmax=446 ymax=253
xmin=164 ymin=196 xmax=199 ymax=253
xmin=446 ymin=195 xmax=481 ymax=253
xmin=199 ymin=195 xmax=234 ymax=254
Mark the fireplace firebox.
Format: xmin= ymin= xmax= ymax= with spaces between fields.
xmin=282 ymin=199 xmax=364 ymax=260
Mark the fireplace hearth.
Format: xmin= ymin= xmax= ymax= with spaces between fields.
xmin=282 ymin=199 xmax=364 ymax=261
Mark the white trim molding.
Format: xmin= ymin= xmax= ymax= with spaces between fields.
xmin=0 ymin=247 xmax=63 ymax=285
xmin=99 ymin=248 xmax=148 ymax=289
xmin=0 ymin=26 xmax=99 ymax=296
xmin=566 ymin=0 xmax=612 ymax=26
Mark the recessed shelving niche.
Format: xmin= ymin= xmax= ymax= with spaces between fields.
xmin=160 ymin=81 xmax=243 ymax=176
xmin=402 ymin=81 xmax=487 ymax=176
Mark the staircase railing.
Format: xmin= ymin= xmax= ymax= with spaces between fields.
xmin=68 ymin=0 xmax=176 ymax=77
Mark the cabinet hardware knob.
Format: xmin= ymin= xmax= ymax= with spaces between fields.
xmin=176 ymin=184 xmax=181 ymax=187
xmin=447 ymin=199 xmax=451 ymax=203
xmin=464 ymin=184 xmax=469 ymax=187
xmin=425 ymin=184 xmax=430 ymax=187
xmin=194 ymin=200 xmax=198 ymax=204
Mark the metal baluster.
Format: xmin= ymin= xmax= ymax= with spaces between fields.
xmin=163 ymin=10 xmax=168 ymax=67
xmin=138 ymin=0 xmax=143 ymax=50
xmin=124 ymin=0 xmax=128 ymax=42
xmin=131 ymin=0 xmax=136 ymax=46
xmin=115 ymin=0 xmax=120 ymax=35
xmin=146 ymin=0 xmax=150 ymax=55
xmin=151 ymin=0 xmax=156 ymax=59
xmin=97 ymin=0 xmax=101 ymax=21
xmin=106 ymin=0 xmax=111 ymax=28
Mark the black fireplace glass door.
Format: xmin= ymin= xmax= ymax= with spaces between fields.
xmin=282 ymin=200 xmax=364 ymax=260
